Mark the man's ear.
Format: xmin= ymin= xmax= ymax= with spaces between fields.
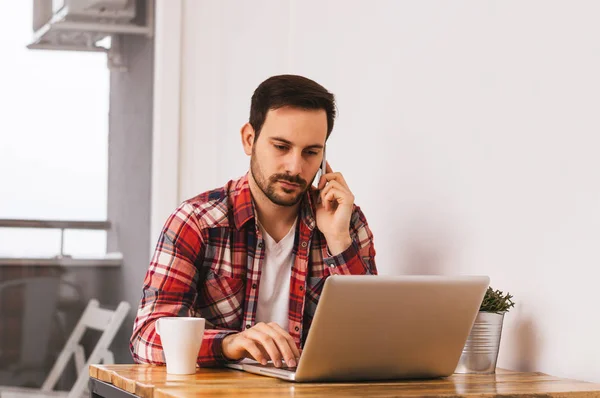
xmin=241 ymin=123 xmax=255 ymax=156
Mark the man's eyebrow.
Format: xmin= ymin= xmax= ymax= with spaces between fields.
xmin=270 ymin=137 xmax=324 ymax=149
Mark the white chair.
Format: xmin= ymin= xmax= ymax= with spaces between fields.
xmin=0 ymin=299 xmax=131 ymax=398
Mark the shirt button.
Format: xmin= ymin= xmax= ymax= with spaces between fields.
xmin=258 ymin=242 xmax=263 ymax=248
xmin=299 ymin=285 xmax=304 ymax=291
xmin=301 ymin=241 xmax=307 ymax=248
xmin=252 ymin=283 xmax=257 ymax=289
xmin=328 ymin=262 xmax=335 ymax=267
xmin=246 ymin=324 xmax=251 ymax=329
xmin=295 ymin=326 xmax=300 ymax=332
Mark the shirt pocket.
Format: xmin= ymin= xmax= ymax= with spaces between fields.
xmin=197 ymin=269 xmax=245 ymax=329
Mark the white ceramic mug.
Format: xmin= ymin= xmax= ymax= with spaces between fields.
xmin=155 ymin=317 xmax=206 ymax=374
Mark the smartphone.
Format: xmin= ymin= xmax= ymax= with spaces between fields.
xmin=313 ymin=146 xmax=327 ymax=189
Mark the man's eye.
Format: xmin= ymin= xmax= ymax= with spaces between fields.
xmin=274 ymin=145 xmax=288 ymax=151
xmin=306 ymin=151 xmax=318 ymax=156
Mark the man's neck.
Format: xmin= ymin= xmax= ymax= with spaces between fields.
xmin=248 ymin=173 xmax=300 ymax=242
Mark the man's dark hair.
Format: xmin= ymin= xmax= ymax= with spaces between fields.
xmin=249 ymin=75 xmax=336 ymax=141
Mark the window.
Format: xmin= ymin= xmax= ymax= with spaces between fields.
xmin=0 ymin=0 xmax=109 ymax=258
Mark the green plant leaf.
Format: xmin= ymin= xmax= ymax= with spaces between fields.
xmin=480 ymin=287 xmax=515 ymax=314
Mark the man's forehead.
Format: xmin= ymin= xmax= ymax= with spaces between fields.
xmin=261 ymin=107 xmax=327 ymax=144
xmin=264 ymin=107 xmax=326 ymax=124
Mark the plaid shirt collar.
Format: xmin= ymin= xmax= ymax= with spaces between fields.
xmin=232 ymin=172 xmax=317 ymax=231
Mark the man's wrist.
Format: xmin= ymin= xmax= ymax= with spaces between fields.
xmin=221 ymin=333 xmax=236 ymax=361
xmin=326 ymin=235 xmax=352 ymax=256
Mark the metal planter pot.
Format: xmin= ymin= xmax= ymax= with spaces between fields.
xmin=454 ymin=311 xmax=505 ymax=374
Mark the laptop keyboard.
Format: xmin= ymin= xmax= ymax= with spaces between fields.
xmin=260 ymin=362 xmax=297 ymax=371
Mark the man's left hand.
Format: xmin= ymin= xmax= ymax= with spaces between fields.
xmin=315 ymin=162 xmax=354 ymax=255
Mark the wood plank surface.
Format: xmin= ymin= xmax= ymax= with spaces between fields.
xmin=90 ymin=364 xmax=600 ymax=397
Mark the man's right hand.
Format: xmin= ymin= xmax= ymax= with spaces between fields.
xmin=222 ymin=322 xmax=300 ymax=368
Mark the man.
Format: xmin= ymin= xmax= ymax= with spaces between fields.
xmin=130 ymin=75 xmax=377 ymax=369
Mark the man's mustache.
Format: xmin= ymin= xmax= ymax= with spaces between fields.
xmin=270 ymin=174 xmax=307 ymax=187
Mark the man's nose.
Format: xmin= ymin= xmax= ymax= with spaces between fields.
xmin=285 ymin=151 xmax=304 ymax=175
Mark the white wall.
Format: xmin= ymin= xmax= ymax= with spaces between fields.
xmin=153 ymin=0 xmax=600 ymax=382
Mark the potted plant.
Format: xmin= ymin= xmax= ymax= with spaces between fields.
xmin=454 ymin=287 xmax=515 ymax=374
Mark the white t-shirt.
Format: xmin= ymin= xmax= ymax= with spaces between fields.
xmin=254 ymin=218 xmax=297 ymax=331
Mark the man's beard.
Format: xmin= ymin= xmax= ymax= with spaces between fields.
xmin=250 ymin=151 xmax=309 ymax=207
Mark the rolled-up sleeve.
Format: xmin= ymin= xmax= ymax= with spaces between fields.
xmin=324 ymin=205 xmax=377 ymax=276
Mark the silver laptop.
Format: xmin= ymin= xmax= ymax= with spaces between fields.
xmin=226 ymin=275 xmax=489 ymax=382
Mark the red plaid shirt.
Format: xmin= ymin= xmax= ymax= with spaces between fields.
xmin=130 ymin=173 xmax=377 ymax=366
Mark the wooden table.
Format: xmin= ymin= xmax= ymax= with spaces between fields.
xmin=89 ymin=364 xmax=600 ymax=397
